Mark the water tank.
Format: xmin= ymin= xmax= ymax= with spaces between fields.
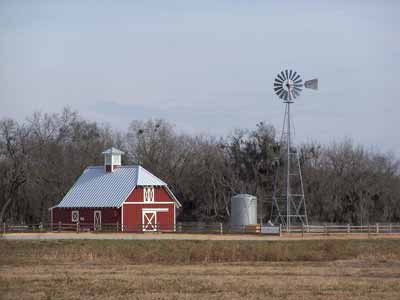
xmin=230 ymin=194 xmax=257 ymax=229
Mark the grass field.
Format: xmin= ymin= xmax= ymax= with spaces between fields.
xmin=1 ymin=238 xmax=400 ymax=299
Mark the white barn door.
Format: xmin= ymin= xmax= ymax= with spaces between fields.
xmin=142 ymin=210 xmax=157 ymax=232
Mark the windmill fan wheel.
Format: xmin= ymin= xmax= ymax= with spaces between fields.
xmin=273 ymin=69 xmax=303 ymax=101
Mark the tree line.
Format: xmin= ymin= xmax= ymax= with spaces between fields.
xmin=1 ymin=108 xmax=399 ymax=225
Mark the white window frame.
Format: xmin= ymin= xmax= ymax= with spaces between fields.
xmin=72 ymin=210 xmax=79 ymax=223
xmin=94 ymin=210 xmax=102 ymax=231
xmin=143 ymin=186 xmax=155 ymax=203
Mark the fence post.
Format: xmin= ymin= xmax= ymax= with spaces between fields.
xmin=347 ymin=224 xmax=350 ymax=234
xmin=178 ymin=222 xmax=182 ymax=233
xmin=390 ymin=223 xmax=392 ymax=234
xmin=279 ymin=224 xmax=282 ymax=236
xmin=117 ymin=221 xmax=119 ymax=232
xmin=219 ymin=222 xmax=223 ymax=235
xmin=76 ymin=221 xmax=79 ymax=233
xmin=376 ymin=223 xmax=379 ymax=234
xmin=58 ymin=221 xmax=61 ymax=232
xmin=301 ymin=224 xmax=304 ymax=238
xmin=3 ymin=222 xmax=5 ymax=234
xmin=324 ymin=224 xmax=328 ymax=236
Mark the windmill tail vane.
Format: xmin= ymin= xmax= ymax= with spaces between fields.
xmin=304 ymin=78 xmax=318 ymax=90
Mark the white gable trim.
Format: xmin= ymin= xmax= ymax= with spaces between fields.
xmin=165 ymin=186 xmax=182 ymax=208
xmin=119 ymin=184 xmax=137 ymax=208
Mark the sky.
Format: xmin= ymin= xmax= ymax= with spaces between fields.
xmin=0 ymin=0 xmax=399 ymax=155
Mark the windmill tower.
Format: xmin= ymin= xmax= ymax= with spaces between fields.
xmin=270 ymin=70 xmax=318 ymax=231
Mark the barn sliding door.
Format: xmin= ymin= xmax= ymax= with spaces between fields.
xmin=142 ymin=210 xmax=157 ymax=232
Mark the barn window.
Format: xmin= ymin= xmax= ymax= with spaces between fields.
xmin=144 ymin=187 xmax=155 ymax=202
xmin=72 ymin=210 xmax=79 ymax=222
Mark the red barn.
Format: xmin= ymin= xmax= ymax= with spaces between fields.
xmin=50 ymin=147 xmax=181 ymax=232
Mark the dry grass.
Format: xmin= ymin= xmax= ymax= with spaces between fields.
xmin=1 ymin=261 xmax=400 ymax=300
xmin=1 ymin=239 xmax=400 ymax=299
xmin=1 ymin=238 xmax=400 ymax=265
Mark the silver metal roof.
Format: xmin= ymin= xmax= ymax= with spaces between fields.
xmin=102 ymin=147 xmax=125 ymax=155
xmin=56 ymin=165 xmax=177 ymax=208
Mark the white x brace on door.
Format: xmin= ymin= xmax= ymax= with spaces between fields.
xmin=142 ymin=210 xmax=157 ymax=232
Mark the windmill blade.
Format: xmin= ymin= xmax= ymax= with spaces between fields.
xmin=294 ymin=78 xmax=303 ymax=84
xmin=283 ymin=90 xmax=288 ymax=101
xmin=293 ymin=74 xmax=301 ymax=82
xmin=274 ymin=82 xmax=283 ymax=87
xmin=280 ymin=71 xmax=286 ymax=80
xmin=289 ymin=70 xmax=293 ymax=80
xmin=277 ymin=73 xmax=285 ymax=82
xmin=293 ymin=89 xmax=301 ymax=97
xmin=290 ymin=71 xmax=297 ymax=80
xmin=277 ymin=89 xmax=285 ymax=98
xmin=274 ymin=86 xmax=283 ymax=94
xmin=304 ymin=78 xmax=318 ymax=90
xmin=275 ymin=78 xmax=283 ymax=84
xmin=293 ymin=86 xmax=302 ymax=92
xmin=285 ymin=70 xmax=289 ymax=80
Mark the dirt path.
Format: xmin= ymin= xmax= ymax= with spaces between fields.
xmin=2 ymin=232 xmax=400 ymax=240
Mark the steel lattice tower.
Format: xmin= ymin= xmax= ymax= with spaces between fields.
xmin=270 ymin=69 xmax=318 ymax=231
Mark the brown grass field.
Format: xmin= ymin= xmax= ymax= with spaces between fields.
xmin=1 ymin=238 xmax=400 ymax=299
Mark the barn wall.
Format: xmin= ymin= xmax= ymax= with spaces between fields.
xmin=125 ymin=187 xmax=143 ymax=202
xmin=125 ymin=186 xmax=175 ymax=203
xmin=122 ymin=203 xmax=175 ymax=232
xmin=52 ymin=207 xmax=121 ymax=228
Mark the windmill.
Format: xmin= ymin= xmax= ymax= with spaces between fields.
xmin=271 ymin=69 xmax=318 ymax=231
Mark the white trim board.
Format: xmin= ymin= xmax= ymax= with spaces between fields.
xmin=142 ymin=208 xmax=168 ymax=212
xmin=121 ymin=202 xmax=124 ymax=232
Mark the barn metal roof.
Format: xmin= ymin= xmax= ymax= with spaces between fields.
xmin=56 ymin=165 xmax=180 ymax=208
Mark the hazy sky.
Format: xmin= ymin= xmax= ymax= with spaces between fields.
xmin=1 ymin=1 xmax=399 ymax=155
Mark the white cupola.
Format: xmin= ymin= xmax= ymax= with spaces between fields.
xmin=102 ymin=147 xmax=124 ymax=172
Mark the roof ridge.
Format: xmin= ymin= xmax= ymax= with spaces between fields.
xmin=137 ymin=165 xmax=167 ymax=186
xmin=87 ymin=165 xmax=139 ymax=169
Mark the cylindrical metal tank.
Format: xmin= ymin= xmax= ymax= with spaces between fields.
xmin=230 ymin=194 xmax=257 ymax=228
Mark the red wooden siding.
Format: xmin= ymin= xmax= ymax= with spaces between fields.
xmin=122 ymin=203 xmax=175 ymax=232
xmin=125 ymin=187 xmax=143 ymax=202
xmin=154 ymin=187 xmax=174 ymax=202
xmin=125 ymin=186 xmax=174 ymax=203
xmin=52 ymin=207 xmax=121 ymax=226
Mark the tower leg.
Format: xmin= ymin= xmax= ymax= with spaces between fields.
xmin=271 ymin=101 xmax=308 ymax=231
